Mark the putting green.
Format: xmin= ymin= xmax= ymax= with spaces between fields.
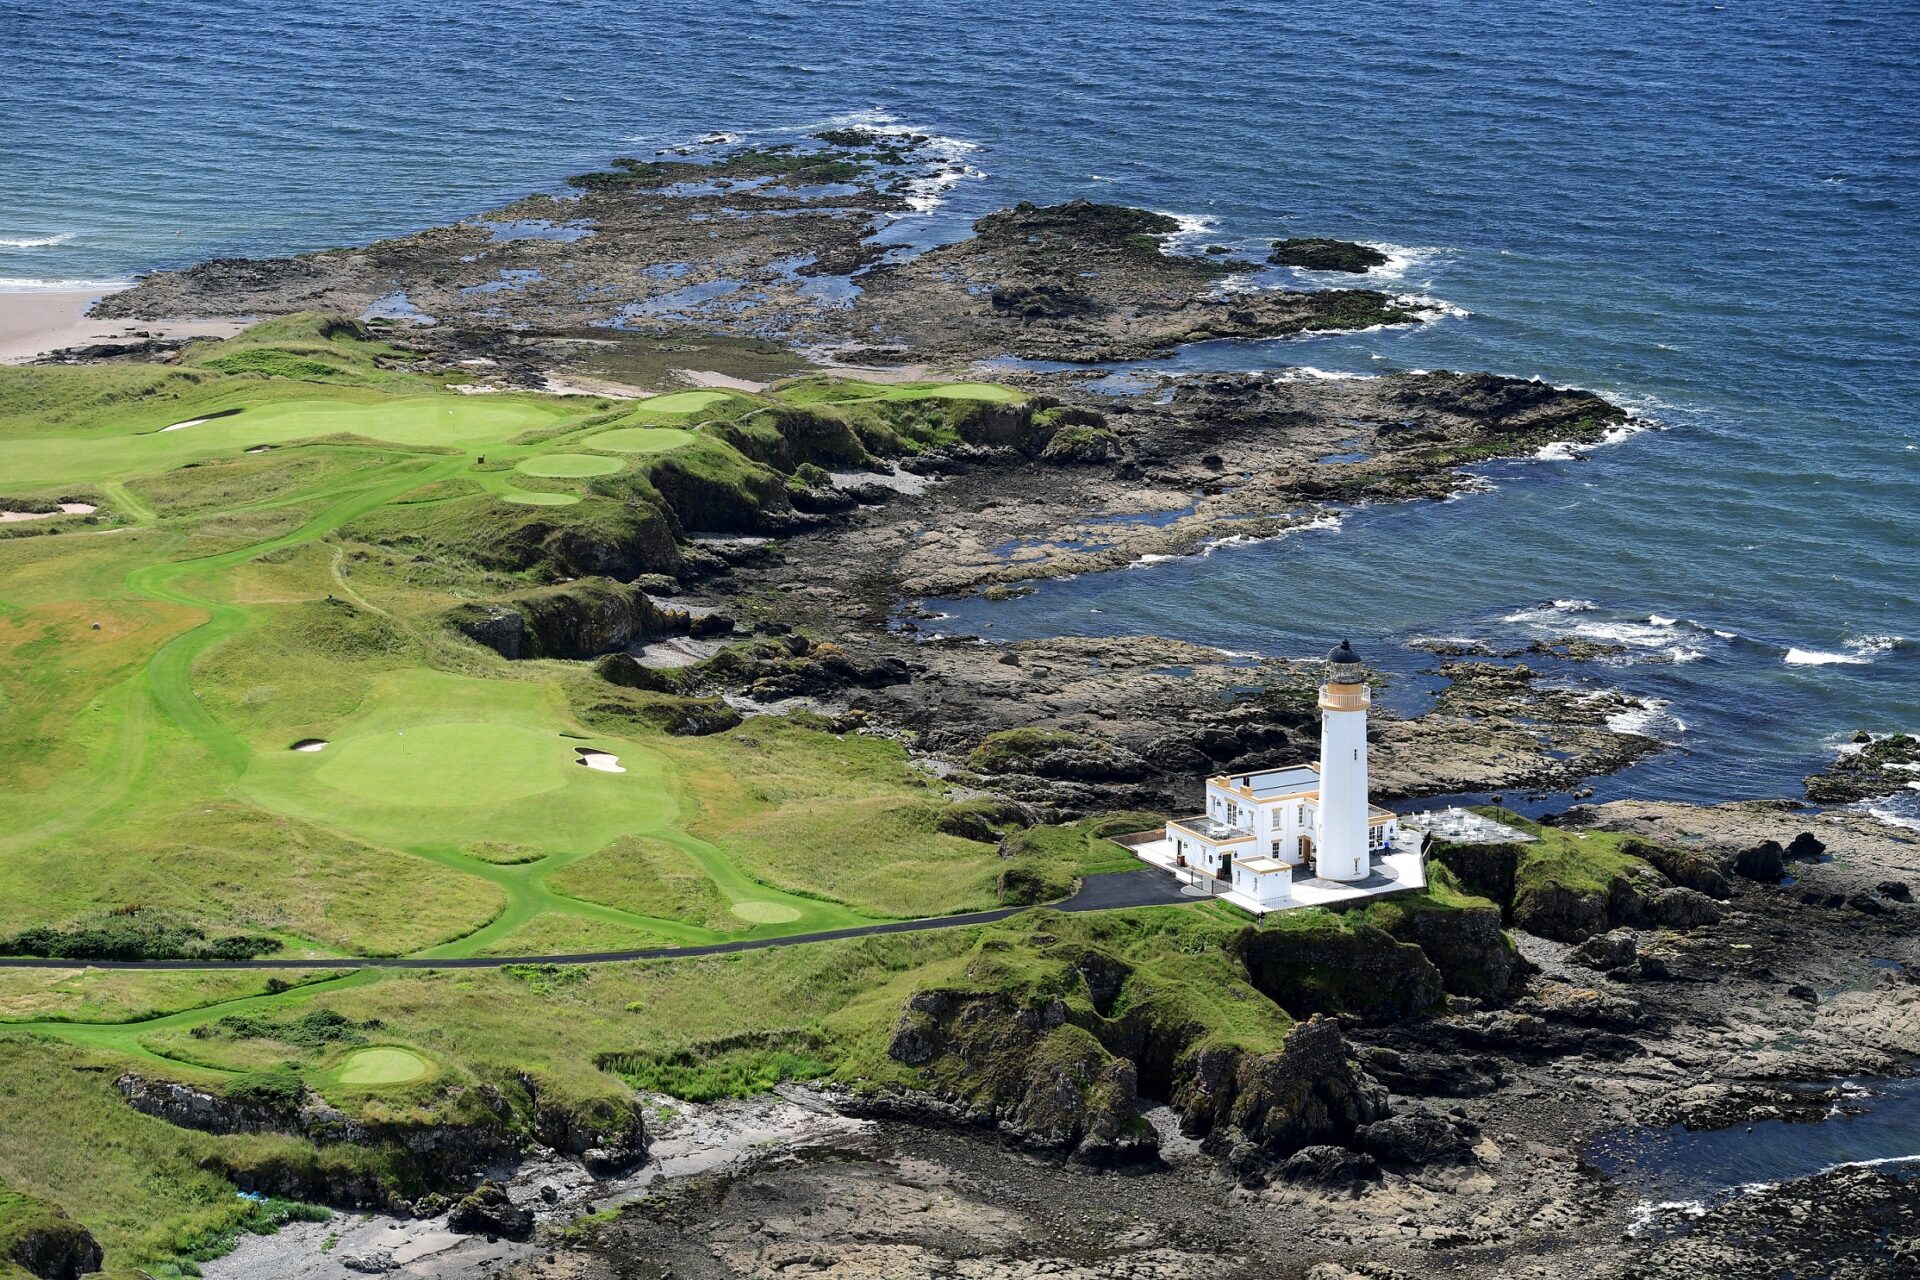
xmin=583 ymin=427 xmax=698 ymax=454
xmin=515 ymin=453 xmax=623 ymax=477
xmin=6 ymin=394 xmax=584 ymax=487
xmin=242 ymin=669 xmax=677 ymax=855
xmin=335 ymin=1046 xmax=431 ymax=1086
xmin=314 ymin=722 xmax=570 ymax=808
xmin=730 ymin=900 xmax=803 ymax=924
xmin=637 ymin=390 xmax=731 ymax=415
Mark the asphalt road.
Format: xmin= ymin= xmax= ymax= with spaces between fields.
xmin=0 ymin=869 xmax=1198 ymax=972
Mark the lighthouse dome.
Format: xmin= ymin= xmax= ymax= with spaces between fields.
xmin=1327 ymin=639 xmax=1362 ymax=666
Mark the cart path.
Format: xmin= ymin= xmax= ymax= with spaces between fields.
xmin=0 ymin=869 xmax=1196 ymax=972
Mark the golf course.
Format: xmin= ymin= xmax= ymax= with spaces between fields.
xmin=0 ymin=316 xmax=1203 ymax=1273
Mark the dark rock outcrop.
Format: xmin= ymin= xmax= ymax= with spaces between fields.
xmin=2 ymin=1196 xmax=103 ymax=1280
xmin=516 ymin=1072 xmax=648 ymax=1175
xmin=448 ymin=578 xmax=694 ymax=661
xmin=1375 ymin=900 xmax=1533 ymax=1004
xmin=878 ymin=988 xmax=1152 ymax=1165
xmin=1276 ymin=1143 xmax=1382 ymax=1188
xmin=1570 ymin=927 xmax=1638 ymax=971
xmin=1733 ymin=840 xmax=1786 ymax=882
xmin=1178 ymin=1016 xmax=1391 ymax=1181
xmin=447 ymin=1182 xmax=535 ymax=1241
xmin=1352 ymin=1109 xmax=1476 ymax=1167
xmin=1236 ymin=922 xmax=1444 ymax=1025
xmin=1625 ymin=838 xmax=1734 ymax=899
xmin=1268 ymin=238 xmax=1389 ymax=273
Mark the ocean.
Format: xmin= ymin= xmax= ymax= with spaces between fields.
xmin=5 ymin=0 xmax=1916 ymax=818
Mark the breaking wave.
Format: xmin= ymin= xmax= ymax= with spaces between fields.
xmin=0 ymin=232 xmax=74 ymax=248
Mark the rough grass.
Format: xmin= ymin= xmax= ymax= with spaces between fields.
xmin=546 ymin=837 xmax=749 ymax=933
xmin=659 ymin=718 xmax=1001 ymax=917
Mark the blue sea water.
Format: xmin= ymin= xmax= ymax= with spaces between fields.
xmin=4 ymin=0 xmax=1917 ymax=817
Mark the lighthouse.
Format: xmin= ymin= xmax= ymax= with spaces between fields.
xmin=1314 ymin=639 xmax=1372 ymax=881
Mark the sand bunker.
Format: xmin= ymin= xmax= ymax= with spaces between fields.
xmin=290 ymin=738 xmax=329 ymax=752
xmin=0 ymin=502 xmax=96 ymax=523
xmin=574 ymin=748 xmax=626 ymax=773
xmin=730 ymin=900 xmax=803 ymax=924
xmin=160 ymin=417 xmax=209 ymax=432
xmin=502 ymin=489 xmax=580 ymax=506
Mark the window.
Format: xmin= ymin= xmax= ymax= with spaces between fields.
xmin=1271 ymin=841 xmax=1281 ymax=856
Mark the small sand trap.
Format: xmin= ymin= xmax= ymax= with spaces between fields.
xmin=0 ymin=502 xmax=96 ymax=523
xmin=161 ymin=417 xmax=210 ymax=432
xmin=574 ymin=747 xmax=625 ymax=773
xmin=291 ymin=738 xmax=329 ymax=752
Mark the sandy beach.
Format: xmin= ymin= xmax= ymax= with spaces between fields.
xmin=0 ymin=287 xmax=247 ymax=364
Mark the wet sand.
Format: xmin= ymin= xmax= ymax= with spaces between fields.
xmin=0 ymin=288 xmax=247 ymax=364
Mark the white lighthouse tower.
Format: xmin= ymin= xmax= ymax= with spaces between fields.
xmin=1313 ymin=639 xmax=1373 ymax=882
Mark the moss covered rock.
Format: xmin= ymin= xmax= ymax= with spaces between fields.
xmin=0 ymin=1188 xmax=102 ymax=1280
xmin=1234 ymin=914 xmax=1444 ymax=1025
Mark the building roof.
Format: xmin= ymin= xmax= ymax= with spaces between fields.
xmin=1213 ymin=763 xmax=1320 ymax=800
xmin=1168 ymin=814 xmax=1253 ymax=844
xmin=1237 ymin=856 xmax=1291 ymax=875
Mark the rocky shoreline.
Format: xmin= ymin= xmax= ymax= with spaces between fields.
xmin=27 ymin=137 xmax=1919 ymax=1280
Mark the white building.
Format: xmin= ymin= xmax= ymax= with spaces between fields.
xmin=1139 ymin=641 xmax=1424 ymax=915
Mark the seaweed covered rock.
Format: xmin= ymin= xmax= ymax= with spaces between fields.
xmin=1805 ymin=732 xmax=1920 ymax=803
xmin=1268 ymin=237 xmax=1389 ymax=273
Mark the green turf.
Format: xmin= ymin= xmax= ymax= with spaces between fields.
xmin=635 ymin=390 xmax=732 ymax=414
xmin=6 ymin=394 xmax=584 ymax=488
xmin=333 ymin=1046 xmax=430 ymax=1085
xmin=581 ymin=426 xmax=699 ymax=453
xmin=513 ymin=453 xmax=625 ymax=477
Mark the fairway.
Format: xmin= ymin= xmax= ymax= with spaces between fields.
xmin=6 ymin=394 xmax=583 ymax=487
xmin=334 ymin=1046 xmax=430 ymax=1086
xmin=731 ymin=900 xmax=804 ymax=924
xmin=582 ymin=426 xmax=698 ymax=453
xmin=515 ymin=452 xmax=625 ymax=477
